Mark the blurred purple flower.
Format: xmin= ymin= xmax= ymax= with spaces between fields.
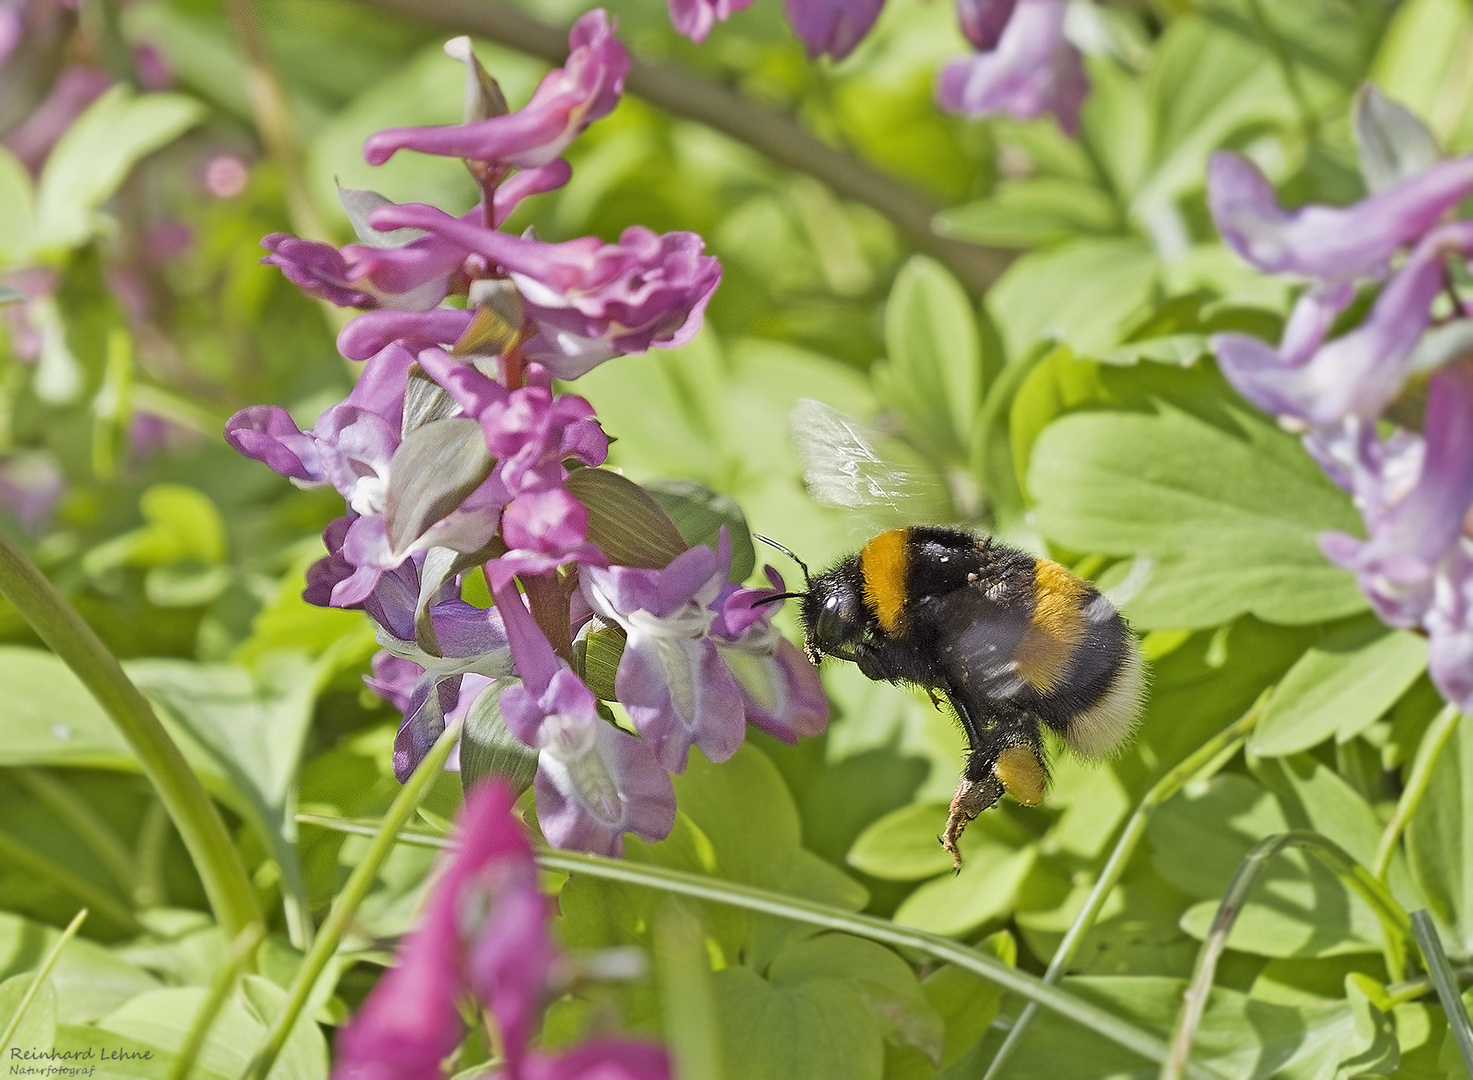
xmin=364 ymin=11 xmax=628 ymax=170
xmin=782 ymin=0 xmax=885 ymax=59
xmin=957 ymin=0 xmax=1017 ymax=50
xmin=332 ymin=782 xmax=556 ymax=1080
xmin=494 ymin=577 xmax=676 ymax=855
xmin=581 ymin=537 xmax=746 ymax=773
xmin=0 ymin=451 xmax=64 ymax=532
xmin=1208 ymin=150 xmax=1473 ymax=283
xmin=668 ymin=0 xmax=755 ymax=43
xmin=711 ymin=570 xmax=829 ymax=743
xmin=4 ymin=66 xmax=109 ymax=172
xmin=936 ymin=0 xmax=1087 ymax=135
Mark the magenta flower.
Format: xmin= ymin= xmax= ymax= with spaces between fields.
xmin=581 ymin=537 xmax=747 ymax=773
xmin=668 ymin=0 xmax=755 ymax=43
xmin=493 ymin=578 xmax=677 ymax=855
xmin=957 ymin=0 xmax=1018 ymax=50
xmin=260 ymin=234 xmax=375 ymax=308
xmin=364 ymin=11 xmax=628 ymax=170
xmin=936 ymin=0 xmax=1088 ymax=135
xmin=1208 ymin=150 xmax=1473 ymax=283
xmin=782 ymin=0 xmax=886 ymax=59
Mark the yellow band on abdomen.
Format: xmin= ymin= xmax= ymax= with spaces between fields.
xmin=860 ymin=529 xmax=909 ymax=633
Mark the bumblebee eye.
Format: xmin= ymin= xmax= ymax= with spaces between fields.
xmin=815 ymin=593 xmax=851 ymax=648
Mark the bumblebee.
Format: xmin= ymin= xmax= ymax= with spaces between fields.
xmin=771 ymin=525 xmax=1145 ymax=868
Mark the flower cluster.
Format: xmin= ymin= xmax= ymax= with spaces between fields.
xmin=226 ymin=13 xmax=827 ymax=856
xmin=667 ymin=0 xmax=1087 ymax=133
xmin=334 ymin=781 xmax=673 ymax=1080
xmin=1208 ymin=87 xmax=1473 ymax=712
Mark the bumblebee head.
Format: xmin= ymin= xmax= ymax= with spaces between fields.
xmin=799 ymin=567 xmax=868 ymax=666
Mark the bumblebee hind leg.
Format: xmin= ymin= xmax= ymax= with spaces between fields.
xmin=940 ymin=695 xmax=1046 ymax=870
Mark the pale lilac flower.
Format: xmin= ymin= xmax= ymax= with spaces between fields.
xmin=364 ymin=11 xmax=628 ymax=170
xmin=1426 ymin=547 xmax=1473 ymax=711
xmin=936 ymin=0 xmax=1087 ymax=135
xmin=1208 ymin=150 xmax=1473 ymax=283
xmin=581 ymin=537 xmax=747 ymax=773
xmin=493 ymin=578 xmax=677 ymax=856
xmin=0 ymin=451 xmax=63 ymax=532
xmin=710 ymin=570 xmax=829 ymax=743
xmin=781 ymin=0 xmax=885 ymax=59
xmin=668 ymin=0 xmax=755 ymax=43
xmin=957 ymin=0 xmax=1017 ymax=50
xmin=1213 ymin=222 xmax=1473 ymax=425
xmin=4 ymin=66 xmax=110 ymax=171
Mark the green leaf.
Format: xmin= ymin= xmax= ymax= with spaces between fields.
xmin=1370 ymin=0 xmax=1473 ymax=149
xmin=923 ymin=931 xmax=1015 ymax=1069
xmin=0 ymin=971 xmax=57 ymax=1059
xmin=877 ymin=255 xmax=982 ymax=465
xmin=459 ymin=681 xmax=537 ymax=795
xmin=35 ymin=87 xmax=205 ymax=251
xmin=1030 ymin=399 xmax=1366 ymax=628
xmin=985 ymin=239 xmax=1159 ymax=363
xmin=0 ymin=146 xmax=34 ymax=266
xmin=1406 ymin=717 xmax=1473 ymax=956
xmin=0 ymin=912 xmax=159 ymax=1023
xmin=1354 ymin=84 xmax=1442 ymax=193
xmin=767 ymin=934 xmax=945 ymax=1062
xmin=847 ymin=803 xmax=956 ymax=882
xmin=580 ymin=623 xmax=625 ymax=701
xmin=1094 ymin=334 xmax=1209 ymax=368
xmin=0 ymin=648 xmax=134 ymax=769
xmin=1251 ymin=616 xmax=1428 ymax=757
xmin=711 ymin=966 xmax=883 ymax=1080
xmin=934 ymin=178 xmax=1120 ymax=248
xmin=565 ymin=468 xmax=688 ymax=569
xmin=644 ymin=479 xmax=756 ymax=582
xmin=82 ymin=484 xmax=229 ymax=577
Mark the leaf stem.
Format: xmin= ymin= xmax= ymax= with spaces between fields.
xmin=243 ymin=720 xmax=462 ymax=1080
xmin=1372 ymin=705 xmax=1461 ymax=880
xmin=0 ymin=830 xmax=141 ymax=935
xmin=1161 ymin=831 xmax=1413 ymax=1080
xmin=298 ymin=813 xmax=1220 ymax=1080
xmin=1411 ymin=910 xmax=1473 ymax=1076
xmin=983 ymin=693 xmax=1267 ymax=1080
xmin=0 ymin=532 xmax=262 ymax=939
xmin=348 ymin=0 xmax=1009 ymax=294
xmin=0 ymin=908 xmax=87 ymax=1055
xmin=13 ymin=768 xmax=141 ymax=900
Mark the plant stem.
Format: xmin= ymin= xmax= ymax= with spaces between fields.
xmin=1161 ymin=831 xmax=1413 ymax=1080
xmin=0 ymin=532 xmax=262 ymax=940
xmin=1373 ymin=705 xmax=1461 ymax=880
xmin=298 ymin=813 xmax=1220 ymax=1080
xmin=221 ymin=0 xmax=330 ymax=242
xmin=348 ymin=0 xmax=1009 ymax=295
xmin=1411 ymin=910 xmax=1473 ymax=1076
xmin=165 ymin=923 xmax=265 ymax=1080
xmin=0 ymin=908 xmax=87 ymax=1054
xmin=983 ymin=694 xmax=1267 ymax=1080
xmin=243 ymin=720 xmax=462 ymax=1080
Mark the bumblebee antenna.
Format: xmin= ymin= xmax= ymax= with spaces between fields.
xmin=753 ymin=534 xmax=812 ymax=588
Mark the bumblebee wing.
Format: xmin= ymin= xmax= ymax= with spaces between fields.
xmin=790 ymin=398 xmax=952 ymax=529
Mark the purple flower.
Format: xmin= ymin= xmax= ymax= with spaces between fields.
xmin=710 ymin=570 xmax=829 ymax=743
xmin=581 ymin=538 xmax=747 ymax=773
xmin=957 ymin=0 xmax=1018 ymax=50
xmin=364 ymin=11 xmax=628 ymax=170
xmin=0 ymin=452 xmax=64 ymax=533
xmin=370 ymin=205 xmax=721 ymax=379
xmin=781 ymin=0 xmax=885 ymax=60
xmin=521 ymin=1042 xmax=673 ymax=1080
xmin=1213 ymin=222 xmax=1473 ymax=426
xmin=936 ymin=0 xmax=1088 ymax=135
xmin=260 ymin=234 xmax=375 ymax=308
xmin=668 ymin=0 xmax=755 ymax=43
xmin=4 ymin=66 xmax=111 ymax=172
xmin=1426 ymin=547 xmax=1473 ymax=712
xmin=331 ymin=782 xmax=553 ymax=1080
xmin=493 ymin=578 xmax=676 ymax=856
xmin=1207 ymin=150 xmax=1473 ymax=283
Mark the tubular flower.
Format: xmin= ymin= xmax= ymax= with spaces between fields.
xmin=782 ymin=0 xmax=886 ymax=59
xmin=936 ymin=0 xmax=1088 ymax=135
xmin=1207 ymin=87 xmax=1473 ymax=712
xmin=668 ymin=0 xmax=756 ymax=43
xmin=332 ymin=781 xmax=674 ymax=1080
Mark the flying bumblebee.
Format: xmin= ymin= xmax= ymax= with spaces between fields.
xmin=773 ymin=402 xmax=1147 ymax=868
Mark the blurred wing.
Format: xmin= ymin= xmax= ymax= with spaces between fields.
xmin=790 ymin=398 xmax=951 ymax=528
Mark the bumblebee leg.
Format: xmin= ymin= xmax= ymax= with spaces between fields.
xmin=939 ymin=698 xmax=1047 ymax=870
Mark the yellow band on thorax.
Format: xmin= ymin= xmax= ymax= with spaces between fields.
xmin=860 ymin=529 xmax=909 ymax=633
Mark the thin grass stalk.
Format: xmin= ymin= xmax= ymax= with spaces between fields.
xmin=0 ymin=533 xmax=262 ymax=939
xmin=0 ymin=908 xmax=86 ymax=1055
xmin=0 ymin=830 xmax=141 ymax=934
xmin=981 ymin=692 xmax=1268 ymax=1080
xmin=165 ymin=923 xmax=265 ymax=1080
xmin=13 ymin=768 xmax=141 ymax=898
xmin=298 ymin=813 xmax=1222 ymax=1080
xmin=243 ymin=720 xmax=462 ymax=1080
xmin=1372 ymin=705 xmax=1462 ymax=880
xmin=1411 ymin=910 xmax=1473 ymax=1076
xmin=1161 ymin=831 xmax=1414 ymax=1080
